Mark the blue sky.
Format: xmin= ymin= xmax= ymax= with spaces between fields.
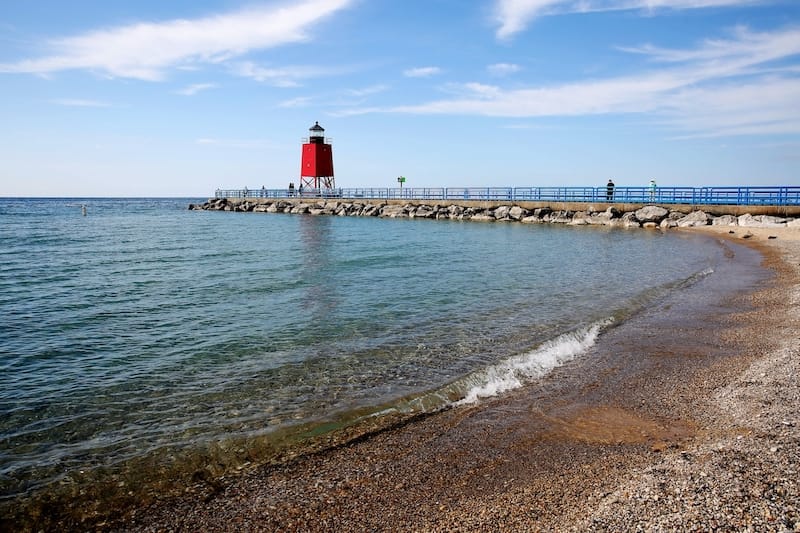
xmin=1 ymin=0 xmax=798 ymax=197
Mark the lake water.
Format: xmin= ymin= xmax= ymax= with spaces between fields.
xmin=0 ymin=197 xmax=757 ymax=505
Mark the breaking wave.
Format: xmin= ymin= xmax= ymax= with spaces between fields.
xmin=453 ymin=319 xmax=612 ymax=405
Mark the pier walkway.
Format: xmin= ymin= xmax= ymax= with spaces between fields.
xmin=217 ymin=186 xmax=800 ymax=207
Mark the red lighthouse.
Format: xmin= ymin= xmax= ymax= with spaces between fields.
xmin=300 ymin=121 xmax=335 ymax=190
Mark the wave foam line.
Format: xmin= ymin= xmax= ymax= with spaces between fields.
xmin=455 ymin=319 xmax=612 ymax=406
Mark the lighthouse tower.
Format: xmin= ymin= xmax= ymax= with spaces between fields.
xmin=300 ymin=121 xmax=335 ymax=190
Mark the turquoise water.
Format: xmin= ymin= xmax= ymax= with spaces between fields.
xmin=0 ymin=198 xmax=735 ymax=500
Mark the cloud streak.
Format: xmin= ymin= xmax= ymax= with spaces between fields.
xmin=487 ymin=63 xmax=522 ymax=76
xmin=351 ymin=25 xmax=800 ymax=138
xmin=232 ymin=61 xmax=353 ymax=87
xmin=494 ymin=0 xmax=767 ymax=39
xmin=0 ymin=0 xmax=354 ymax=80
xmin=50 ymin=98 xmax=113 ymax=107
xmin=195 ymin=138 xmax=276 ymax=149
xmin=175 ymin=83 xmax=218 ymax=96
xmin=404 ymin=66 xmax=442 ymax=78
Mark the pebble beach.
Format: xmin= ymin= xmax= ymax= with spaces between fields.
xmin=104 ymin=225 xmax=800 ymax=532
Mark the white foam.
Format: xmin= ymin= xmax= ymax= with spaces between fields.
xmin=455 ymin=319 xmax=611 ymax=406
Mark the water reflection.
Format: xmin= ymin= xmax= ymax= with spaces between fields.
xmin=298 ymin=215 xmax=340 ymax=331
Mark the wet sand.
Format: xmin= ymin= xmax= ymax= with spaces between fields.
xmin=95 ymin=228 xmax=800 ymax=530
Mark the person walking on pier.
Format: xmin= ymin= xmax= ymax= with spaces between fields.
xmin=606 ymin=179 xmax=615 ymax=201
xmin=649 ymin=179 xmax=657 ymax=202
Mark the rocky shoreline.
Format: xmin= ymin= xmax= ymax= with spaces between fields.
xmin=191 ymin=197 xmax=800 ymax=230
xmin=107 ymin=223 xmax=800 ymax=532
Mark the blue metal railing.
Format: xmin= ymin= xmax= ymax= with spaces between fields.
xmin=213 ymin=186 xmax=800 ymax=206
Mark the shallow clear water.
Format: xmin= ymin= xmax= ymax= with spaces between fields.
xmin=0 ymin=198 xmax=734 ymax=499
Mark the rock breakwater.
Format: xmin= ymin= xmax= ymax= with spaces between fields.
xmin=190 ymin=198 xmax=800 ymax=229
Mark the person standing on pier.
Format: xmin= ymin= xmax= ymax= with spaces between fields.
xmin=649 ymin=179 xmax=657 ymax=202
xmin=606 ymin=179 xmax=615 ymax=201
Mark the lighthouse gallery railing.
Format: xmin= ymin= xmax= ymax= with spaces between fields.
xmin=215 ymin=186 xmax=800 ymax=206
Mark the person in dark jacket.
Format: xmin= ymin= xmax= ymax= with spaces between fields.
xmin=606 ymin=179 xmax=615 ymax=201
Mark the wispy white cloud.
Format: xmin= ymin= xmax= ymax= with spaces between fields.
xmin=346 ymin=25 xmax=800 ymax=138
xmin=50 ymin=98 xmax=112 ymax=107
xmin=487 ymin=63 xmax=521 ymax=76
xmin=278 ymin=96 xmax=314 ymax=108
xmin=346 ymin=84 xmax=389 ymax=97
xmin=620 ymin=25 xmax=800 ymax=68
xmin=660 ymin=77 xmax=800 ymax=138
xmin=175 ymin=83 xmax=218 ymax=96
xmin=329 ymin=106 xmax=382 ymax=118
xmin=494 ymin=0 xmax=766 ymax=39
xmin=0 ymin=0 xmax=354 ymax=80
xmin=501 ymin=123 xmax=548 ymax=129
xmin=391 ymin=73 xmax=684 ymax=116
xmin=404 ymin=66 xmax=442 ymax=78
xmin=195 ymin=138 xmax=276 ymax=149
xmin=233 ymin=61 xmax=352 ymax=87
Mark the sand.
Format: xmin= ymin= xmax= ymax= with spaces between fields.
xmin=93 ymin=227 xmax=800 ymax=530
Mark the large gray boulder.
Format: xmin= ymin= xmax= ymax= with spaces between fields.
xmin=634 ymin=205 xmax=668 ymax=223
xmin=411 ymin=205 xmax=436 ymax=218
xmin=737 ymin=214 xmax=757 ymax=227
xmin=677 ymin=210 xmax=711 ymax=227
xmin=569 ymin=211 xmax=590 ymax=225
xmin=578 ymin=207 xmax=618 ymax=225
xmin=660 ymin=218 xmax=678 ymax=229
xmin=621 ymin=212 xmax=641 ymax=228
xmin=448 ymin=205 xmax=464 ymax=217
xmin=759 ymin=215 xmax=788 ymax=226
xmin=508 ymin=206 xmax=527 ymax=220
xmin=547 ymin=210 xmax=574 ymax=224
xmin=362 ymin=204 xmax=381 ymax=216
xmin=738 ymin=214 xmax=787 ymax=227
xmin=381 ymin=205 xmax=408 ymax=218
xmin=493 ymin=205 xmax=511 ymax=220
xmin=589 ymin=207 xmax=622 ymax=225
xmin=712 ymin=214 xmax=738 ymax=226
